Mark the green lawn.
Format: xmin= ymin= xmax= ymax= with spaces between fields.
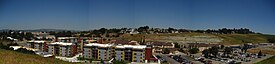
xmin=256 ymin=56 xmax=275 ymax=64
xmin=0 ymin=49 xmax=75 ymax=64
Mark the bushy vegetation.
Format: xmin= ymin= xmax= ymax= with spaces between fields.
xmin=113 ymin=60 xmax=127 ymax=64
xmin=202 ymin=46 xmax=220 ymax=57
xmin=0 ymin=43 xmax=13 ymax=50
xmin=262 ymin=34 xmax=275 ymax=43
xmin=188 ymin=48 xmax=199 ymax=54
xmin=0 ymin=30 xmax=34 ymax=41
xmin=0 ymin=43 xmax=35 ymax=54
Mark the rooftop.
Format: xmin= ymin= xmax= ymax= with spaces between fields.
xmin=57 ymin=37 xmax=77 ymax=39
xmin=85 ymin=43 xmax=113 ymax=47
xmin=115 ymin=45 xmax=147 ymax=49
xmin=49 ymin=42 xmax=73 ymax=46
xmin=28 ymin=40 xmax=46 ymax=43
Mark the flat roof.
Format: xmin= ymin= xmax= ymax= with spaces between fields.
xmin=84 ymin=43 xmax=147 ymax=49
xmin=49 ymin=42 xmax=73 ymax=46
xmin=28 ymin=40 xmax=45 ymax=43
xmin=85 ymin=43 xmax=113 ymax=47
xmin=116 ymin=45 xmax=147 ymax=49
xmin=58 ymin=37 xmax=77 ymax=39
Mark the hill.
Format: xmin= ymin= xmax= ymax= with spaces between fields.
xmin=118 ymin=33 xmax=275 ymax=45
xmin=0 ymin=49 xmax=73 ymax=64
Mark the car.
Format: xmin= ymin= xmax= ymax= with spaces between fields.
xmin=169 ymin=55 xmax=173 ymax=57
xmin=204 ymin=60 xmax=212 ymax=64
xmin=258 ymin=56 xmax=262 ymax=58
xmin=194 ymin=57 xmax=201 ymax=61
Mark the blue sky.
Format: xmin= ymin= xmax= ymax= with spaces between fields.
xmin=0 ymin=0 xmax=275 ymax=34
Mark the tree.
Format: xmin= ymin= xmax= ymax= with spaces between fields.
xmin=89 ymin=58 xmax=93 ymax=63
xmin=168 ymin=27 xmax=176 ymax=33
xmin=188 ymin=48 xmax=199 ymax=54
xmin=100 ymin=59 xmax=104 ymax=64
xmin=163 ymin=48 xmax=170 ymax=54
xmin=258 ymin=50 xmax=263 ymax=57
xmin=267 ymin=38 xmax=275 ymax=43
xmin=242 ymin=44 xmax=249 ymax=53
xmin=113 ymin=60 xmax=127 ymax=64
xmin=220 ymin=45 xmax=225 ymax=49
xmin=137 ymin=26 xmax=149 ymax=33
xmin=209 ymin=46 xmax=219 ymax=57
xmin=15 ymin=48 xmax=35 ymax=54
xmin=178 ymin=48 xmax=184 ymax=52
xmin=202 ymin=49 xmax=210 ymax=57
xmin=174 ymin=42 xmax=180 ymax=48
xmin=77 ymin=57 xmax=85 ymax=60
xmin=224 ymin=47 xmax=233 ymax=57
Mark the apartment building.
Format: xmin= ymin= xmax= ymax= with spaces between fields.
xmin=26 ymin=40 xmax=48 ymax=52
xmin=56 ymin=37 xmax=79 ymax=43
xmin=83 ymin=43 xmax=113 ymax=60
xmin=48 ymin=42 xmax=78 ymax=57
xmin=115 ymin=45 xmax=147 ymax=62
xmin=83 ymin=43 xmax=153 ymax=63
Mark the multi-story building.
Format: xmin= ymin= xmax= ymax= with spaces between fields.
xmin=26 ymin=40 xmax=48 ymax=52
xmin=115 ymin=45 xmax=147 ymax=62
xmin=83 ymin=43 xmax=153 ymax=63
xmin=83 ymin=43 xmax=113 ymax=60
xmin=56 ymin=37 xmax=79 ymax=43
xmin=48 ymin=42 xmax=78 ymax=57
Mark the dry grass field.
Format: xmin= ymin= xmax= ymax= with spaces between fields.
xmin=248 ymin=46 xmax=275 ymax=55
xmin=0 ymin=49 xmax=74 ymax=64
xmin=118 ymin=33 xmax=270 ymax=45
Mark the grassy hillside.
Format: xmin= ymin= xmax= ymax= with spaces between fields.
xmin=256 ymin=56 xmax=275 ymax=64
xmin=118 ymin=33 xmax=274 ymax=45
xmin=214 ymin=34 xmax=268 ymax=45
xmin=0 ymin=49 xmax=73 ymax=64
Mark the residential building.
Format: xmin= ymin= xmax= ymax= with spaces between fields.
xmin=83 ymin=43 xmax=113 ymax=60
xmin=148 ymin=42 xmax=175 ymax=53
xmin=115 ymin=45 xmax=147 ymax=62
xmin=56 ymin=37 xmax=78 ymax=43
xmin=83 ymin=43 xmax=153 ymax=63
xmin=48 ymin=42 xmax=78 ymax=57
xmin=26 ymin=40 xmax=48 ymax=52
xmin=187 ymin=43 xmax=220 ymax=51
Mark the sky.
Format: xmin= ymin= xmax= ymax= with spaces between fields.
xmin=0 ymin=0 xmax=275 ymax=34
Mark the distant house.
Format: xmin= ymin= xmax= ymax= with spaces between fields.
xmin=147 ymin=42 xmax=175 ymax=54
xmin=186 ymin=43 xmax=220 ymax=51
xmin=56 ymin=37 xmax=79 ymax=43
xmin=32 ymin=32 xmax=55 ymax=41
xmin=7 ymin=37 xmax=18 ymax=41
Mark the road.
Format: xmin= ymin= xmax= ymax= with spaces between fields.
xmin=157 ymin=54 xmax=181 ymax=64
xmin=178 ymin=54 xmax=203 ymax=64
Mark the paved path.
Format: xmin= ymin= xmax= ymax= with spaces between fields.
xmin=157 ymin=54 xmax=180 ymax=64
